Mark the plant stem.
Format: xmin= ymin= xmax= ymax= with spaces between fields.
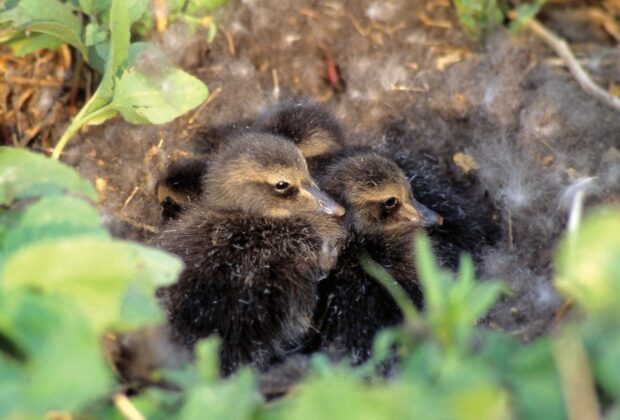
xmin=527 ymin=18 xmax=620 ymax=112
xmin=51 ymin=103 xmax=115 ymax=160
xmin=360 ymin=253 xmax=421 ymax=326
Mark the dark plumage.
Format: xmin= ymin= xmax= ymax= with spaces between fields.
xmin=381 ymin=122 xmax=500 ymax=268
xmin=309 ymin=152 xmax=441 ymax=364
xmin=156 ymin=158 xmax=209 ymax=221
xmin=256 ymin=100 xmax=346 ymax=173
xmin=155 ymin=100 xmax=345 ymax=220
xmin=154 ymin=133 xmax=345 ymax=375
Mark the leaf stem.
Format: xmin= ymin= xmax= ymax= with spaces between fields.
xmin=359 ymin=253 xmax=421 ymax=326
xmin=51 ymin=103 xmax=114 ymax=159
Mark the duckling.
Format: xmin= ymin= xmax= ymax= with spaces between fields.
xmin=309 ymin=152 xmax=441 ymax=364
xmin=256 ymin=100 xmax=346 ymax=173
xmin=155 ymin=100 xmax=346 ymax=220
xmin=154 ymin=133 xmax=345 ymax=376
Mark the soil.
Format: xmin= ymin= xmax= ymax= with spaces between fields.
xmin=2 ymin=0 xmax=620 ymax=339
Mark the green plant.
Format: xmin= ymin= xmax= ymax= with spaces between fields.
xmin=0 ymin=0 xmax=213 ymax=159
xmin=453 ymin=0 xmax=548 ymax=39
xmin=0 ymin=147 xmax=182 ymax=417
xmin=2 ymin=149 xmax=620 ymax=418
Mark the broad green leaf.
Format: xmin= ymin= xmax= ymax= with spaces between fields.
xmin=127 ymin=0 xmax=149 ymax=24
xmin=112 ymin=67 xmax=208 ymax=124
xmin=280 ymin=374 xmax=415 ymax=420
xmin=2 ymin=195 xmax=107 ymax=256
xmin=179 ymin=369 xmax=259 ymax=420
xmin=107 ymin=0 xmax=130 ymax=77
xmin=480 ymin=334 xmax=565 ymax=420
xmin=84 ymin=21 xmax=108 ymax=47
xmin=0 ymin=209 xmax=22 ymax=253
xmin=0 ymin=0 xmax=87 ymax=57
xmin=5 ymin=31 xmax=64 ymax=56
xmin=2 ymin=236 xmax=183 ymax=332
xmin=0 ymin=291 xmax=111 ymax=416
xmin=87 ymin=40 xmax=109 ymax=74
xmin=79 ymin=0 xmax=111 ymax=16
xmin=556 ymin=207 xmax=620 ymax=316
xmin=0 ymin=147 xmax=97 ymax=205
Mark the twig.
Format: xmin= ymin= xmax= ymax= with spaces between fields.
xmin=526 ymin=18 xmax=620 ymax=112
xmin=219 ymin=26 xmax=236 ymax=56
xmin=507 ymin=208 xmax=514 ymax=252
xmin=120 ymin=186 xmax=140 ymax=212
xmin=188 ymin=86 xmax=222 ymax=124
xmin=5 ymin=76 xmax=65 ymax=87
xmin=112 ymin=210 xmax=159 ymax=234
xmin=271 ymin=68 xmax=280 ymax=99
xmin=113 ymin=393 xmax=146 ymax=420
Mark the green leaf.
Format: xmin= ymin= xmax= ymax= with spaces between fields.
xmin=83 ymin=0 xmax=130 ymax=113
xmin=480 ymin=334 xmax=565 ymax=420
xmin=78 ymin=0 xmax=111 ymax=16
xmin=453 ymin=0 xmax=504 ymax=39
xmin=87 ymin=40 xmax=109 ymax=74
xmin=186 ymin=0 xmax=228 ymax=14
xmin=510 ymin=0 xmax=547 ymax=33
xmin=207 ymin=21 xmax=217 ymax=43
xmin=1 ymin=195 xmax=107 ymax=257
xmin=279 ymin=373 xmax=415 ymax=420
xmin=195 ymin=337 xmax=222 ymax=382
xmin=112 ymin=67 xmax=208 ymax=124
xmin=127 ymin=0 xmax=149 ymax=24
xmin=84 ymin=21 xmax=108 ymax=47
xmin=415 ymin=234 xmax=504 ymax=349
xmin=0 ymin=0 xmax=87 ymax=57
xmin=360 ymin=253 xmax=421 ymax=326
xmin=0 ymin=291 xmax=111 ymax=417
xmin=556 ymin=207 xmax=620 ymax=317
xmin=0 ymin=147 xmax=97 ymax=205
xmin=179 ymin=369 xmax=260 ymax=420
xmin=5 ymin=32 xmax=64 ymax=56
xmin=2 ymin=236 xmax=183 ymax=332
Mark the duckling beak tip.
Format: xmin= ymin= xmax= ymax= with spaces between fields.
xmin=306 ymin=186 xmax=346 ymax=217
xmin=411 ymin=199 xmax=442 ymax=228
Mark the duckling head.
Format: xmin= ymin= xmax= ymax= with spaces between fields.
xmin=259 ymin=101 xmax=344 ymax=160
xmin=202 ymin=133 xmax=345 ymax=218
xmin=321 ymin=153 xmax=442 ymax=235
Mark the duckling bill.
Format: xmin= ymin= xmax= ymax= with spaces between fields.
xmin=154 ymin=133 xmax=345 ymax=375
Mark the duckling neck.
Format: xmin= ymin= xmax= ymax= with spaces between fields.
xmin=348 ymin=229 xmax=416 ymax=270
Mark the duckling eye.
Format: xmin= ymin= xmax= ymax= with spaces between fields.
xmin=275 ymin=181 xmax=290 ymax=191
xmin=384 ymin=197 xmax=399 ymax=209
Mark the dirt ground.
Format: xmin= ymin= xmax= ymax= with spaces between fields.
xmin=2 ymin=0 xmax=620 ymax=338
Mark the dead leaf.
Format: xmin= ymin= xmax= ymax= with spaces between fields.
xmin=453 ymin=152 xmax=480 ymax=174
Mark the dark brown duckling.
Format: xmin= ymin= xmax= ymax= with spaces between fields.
xmin=154 ymin=133 xmax=345 ymax=376
xmin=256 ymin=99 xmax=346 ymax=174
xmin=309 ymin=152 xmax=441 ymax=364
xmin=155 ymin=100 xmax=346 ymax=221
